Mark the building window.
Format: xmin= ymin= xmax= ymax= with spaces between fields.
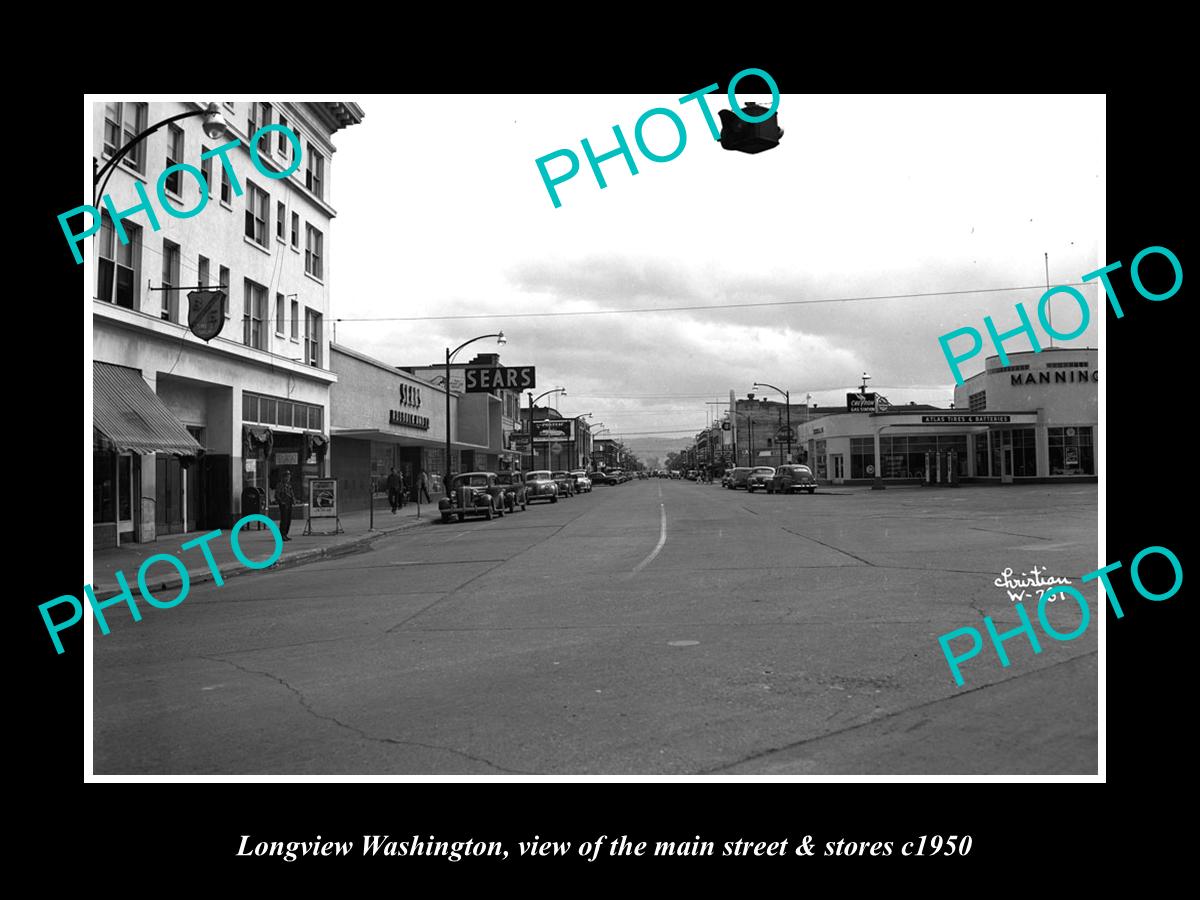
xmin=291 ymin=212 xmax=300 ymax=248
xmin=974 ymin=432 xmax=990 ymax=477
xmin=1046 ymin=361 xmax=1090 ymax=368
xmin=161 ymin=239 xmax=180 ymax=321
xmin=305 ymin=224 xmax=323 ymax=279
xmin=245 ymin=181 xmax=270 ymax=247
xmin=992 ymin=427 xmax=1038 ymax=478
xmin=219 ymin=266 xmax=230 ymax=317
xmin=243 ymin=390 xmax=323 ymax=431
xmin=276 ymin=201 xmax=285 ymax=240
xmin=290 ymin=298 xmax=299 ymax=340
xmin=306 ymin=144 xmax=324 ymax=199
xmin=104 ymin=102 xmax=148 ymax=173
xmin=277 ymin=115 xmax=289 ymax=157
xmin=276 ymin=292 xmax=285 ymax=335
xmin=850 ymin=437 xmax=874 ymax=479
xmin=1048 ymin=426 xmax=1095 ymax=476
xmin=243 ymin=279 xmax=268 ymax=349
xmin=304 ymin=308 xmax=322 ymax=367
xmin=200 ymin=145 xmax=212 ymax=198
xmin=881 ymin=434 xmax=967 ymax=479
xmin=968 ymin=390 xmax=986 ymax=412
xmin=247 ymin=102 xmax=268 ymax=138
xmin=97 ymin=214 xmax=140 ymax=309
xmin=198 ymin=255 xmax=210 ymax=288
xmin=162 ymin=125 xmax=185 ymax=196
xmin=220 ymin=166 xmax=232 ymax=205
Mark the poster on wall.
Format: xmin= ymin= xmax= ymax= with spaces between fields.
xmin=308 ymin=478 xmax=338 ymax=518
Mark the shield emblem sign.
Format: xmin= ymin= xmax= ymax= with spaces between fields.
xmin=188 ymin=289 xmax=227 ymax=342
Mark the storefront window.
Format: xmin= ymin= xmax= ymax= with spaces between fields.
xmin=850 ymin=437 xmax=874 ymax=478
xmin=879 ymin=434 xmax=968 ymax=478
xmin=94 ymin=449 xmax=115 ymax=523
xmin=975 ymin=432 xmax=990 ymax=477
xmin=1012 ymin=428 xmax=1037 ymax=477
xmin=1049 ymin=426 xmax=1095 ymax=475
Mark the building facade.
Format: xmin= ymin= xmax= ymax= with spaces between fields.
xmin=329 ymin=343 xmax=483 ymax=509
xmin=406 ymin=353 xmax=525 ymax=475
xmin=792 ymin=347 xmax=1098 ymax=485
xmin=92 ymin=101 xmax=363 ymax=547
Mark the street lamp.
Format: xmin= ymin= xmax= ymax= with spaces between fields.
xmin=94 ymin=102 xmax=230 ymax=207
xmin=445 ymin=331 xmax=506 ymax=489
xmin=527 ymin=386 xmax=566 ymax=473
xmin=753 ymin=381 xmax=792 ymax=464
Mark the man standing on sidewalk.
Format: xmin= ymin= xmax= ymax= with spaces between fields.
xmin=276 ymin=470 xmax=296 ymax=541
xmin=386 ymin=467 xmax=402 ymax=514
xmin=418 ymin=468 xmax=433 ymax=503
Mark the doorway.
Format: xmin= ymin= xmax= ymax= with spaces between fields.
xmin=1002 ymin=447 xmax=1014 ymax=484
xmin=831 ymin=454 xmax=845 ymax=484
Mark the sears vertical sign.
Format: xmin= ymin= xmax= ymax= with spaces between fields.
xmin=464 ymin=367 xmax=537 ymax=392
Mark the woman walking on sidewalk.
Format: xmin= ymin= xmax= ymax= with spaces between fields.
xmin=276 ymin=470 xmax=296 ymax=541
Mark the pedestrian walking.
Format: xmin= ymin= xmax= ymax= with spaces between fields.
xmin=386 ymin=467 xmax=402 ymax=514
xmin=276 ymin=469 xmax=296 ymax=541
xmin=418 ymin=468 xmax=433 ymax=503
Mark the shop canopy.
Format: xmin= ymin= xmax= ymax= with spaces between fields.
xmin=93 ymin=362 xmax=202 ymax=456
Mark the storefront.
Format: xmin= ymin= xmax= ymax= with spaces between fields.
xmin=329 ymin=343 xmax=490 ymax=511
xmin=798 ymin=347 xmax=1097 ymax=485
xmin=93 ymin=362 xmax=203 ymax=548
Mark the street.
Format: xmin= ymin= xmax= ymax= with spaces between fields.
xmin=93 ymin=481 xmax=1097 ymax=775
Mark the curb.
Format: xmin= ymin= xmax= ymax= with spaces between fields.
xmin=89 ymin=514 xmax=432 ymax=602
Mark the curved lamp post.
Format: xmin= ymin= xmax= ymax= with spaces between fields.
xmin=445 ymin=331 xmax=506 ymax=488
xmin=753 ymin=381 xmax=792 ymax=464
xmin=527 ymin=387 xmax=566 ymax=473
xmin=95 ymin=102 xmax=230 ymax=207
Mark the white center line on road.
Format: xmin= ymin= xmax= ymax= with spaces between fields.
xmin=631 ymin=502 xmax=667 ymax=576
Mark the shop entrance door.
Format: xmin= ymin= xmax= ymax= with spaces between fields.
xmin=156 ymin=455 xmax=186 ymax=535
xmin=1002 ymin=447 xmax=1014 ymax=484
xmin=198 ymin=454 xmax=232 ymax=530
xmin=831 ymin=454 xmax=845 ymax=484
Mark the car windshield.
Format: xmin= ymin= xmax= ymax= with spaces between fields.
xmin=553 ymin=472 xmax=568 ymax=478
xmin=526 ymin=471 xmax=551 ymax=481
xmin=753 ymin=468 xmax=775 ymax=475
xmin=456 ymin=475 xmax=490 ymax=487
xmin=791 ymin=466 xmax=812 ymax=474
xmin=571 ymin=471 xmax=585 ymax=476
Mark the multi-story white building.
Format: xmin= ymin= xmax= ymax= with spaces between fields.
xmin=91 ymin=100 xmax=363 ymax=547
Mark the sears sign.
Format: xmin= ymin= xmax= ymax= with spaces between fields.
xmin=463 ymin=366 xmax=537 ymax=393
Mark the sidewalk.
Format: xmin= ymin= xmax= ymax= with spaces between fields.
xmin=89 ymin=500 xmax=434 ymax=600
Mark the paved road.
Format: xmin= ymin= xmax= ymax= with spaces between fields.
xmin=93 ymin=481 xmax=1098 ymax=774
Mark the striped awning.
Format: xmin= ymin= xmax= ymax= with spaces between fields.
xmin=93 ymin=362 xmax=203 ymax=456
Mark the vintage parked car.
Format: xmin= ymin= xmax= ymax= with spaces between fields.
xmin=591 ymin=470 xmax=615 ymax=485
xmin=495 ymin=471 xmax=529 ymax=510
xmin=439 ymin=472 xmax=506 ymax=522
xmin=767 ymin=464 xmax=818 ymax=495
xmin=524 ymin=469 xmax=559 ymax=503
xmin=745 ymin=466 xmax=776 ymax=492
xmin=551 ymin=471 xmax=576 ymax=498
xmin=570 ymin=470 xmax=593 ymax=493
xmin=727 ymin=467 xmax=753 ymax=489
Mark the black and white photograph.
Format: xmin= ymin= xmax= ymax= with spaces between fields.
xmin=79 ymin=91 xmax=1109 ymax=778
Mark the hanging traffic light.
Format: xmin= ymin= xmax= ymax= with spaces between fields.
xmin=719 ymin=102 xmax=783 ymax=154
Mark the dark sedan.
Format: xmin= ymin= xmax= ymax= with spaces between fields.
xmin=745 ymin=466 xmax=776 ymax=493
xmin=439 ymin=472 xmax=506 ymax=522
xmin=524 ymin=470 xmax=559 ymax=503
xmin=495 ymin=471 xmax=529 ymax=511
xmin=766 ymin=464 xmax=818 ymax=494
xmin=551 ymin=471 xmax=576 ymax=498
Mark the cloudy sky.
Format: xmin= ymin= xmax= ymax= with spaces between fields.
xmin=328 ymin=93 xmax=1104 ymax=448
